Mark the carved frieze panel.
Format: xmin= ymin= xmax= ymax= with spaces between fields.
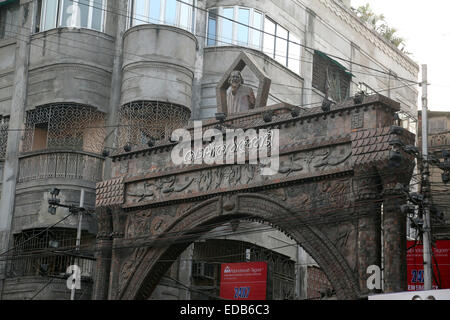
xmin=124 ymin=144 xmax=352 ymax=207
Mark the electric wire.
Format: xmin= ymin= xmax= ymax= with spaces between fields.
xmin=65 ymin=0 xmax=419 ymax=85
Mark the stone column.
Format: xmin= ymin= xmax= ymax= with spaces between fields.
xmin=354 ymin=171 xmax=382 ymax=295
xmin=356 ymin=200 xmax=382 ymax=294
xmin=191 ymin=0 xmax=207 ymax=120
xmin=0 ymin=0 xmax=36 ymax=299
xmin=103 ymin=0 xmax=127 ymax=179
xmin=302 ymin=8 xmax=315 ymax=106
xmin=92 ymin=207 xmax=113 ymax=300
xmin=107 ymin=206 xmax=127 ymax=300
xmin=382 ymin=187 xmax=407 ymax=293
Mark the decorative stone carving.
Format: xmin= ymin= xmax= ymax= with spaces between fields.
xmin=216 ymin=52 xmax=271 ymax=115
xmin=227 ymin=71 xmax=256 ymax=114
xmin=125 ymin=145 xmax=352 ymax=207
xmin=118 ymin=248 xmax=147 ymax=296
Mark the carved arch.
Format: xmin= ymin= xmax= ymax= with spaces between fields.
xmin=119 ymin=194 xmax=361 ymax=300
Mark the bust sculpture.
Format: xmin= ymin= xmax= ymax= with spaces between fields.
xmin=227 ymin=70 xmax=256 ymax=114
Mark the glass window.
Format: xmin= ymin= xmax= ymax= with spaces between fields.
xmin=133 ymin=0 xmax=147 ymax=25
xmin=149 ymin=0 xmax=161 ymax=24
xmin=78 ymin=0 xmax=90 ymax=28
xmin=60 ymin=0 xmax=76 ymax=27
xmin=91 ymin=0 xmax=104 ymax=31
xmin=237 ymin=8 xmax=249 ymax=46
xmin=207 ymin=9 xmax=218 ymax=46
xmin=42 ymin=0 xmax=59 ymax=31
xmin=221 ymin=7 xmax=234 ymax=46
xmin=205 ymin=7 xmax=300 ymax=75
xmin=263 ymin=17 xmax=275 ymax=58
xmin=275 ymin=25 xmax=288 ymax=66
xmin=288 ymin=33 xmax=301 ymax=73
xmin=179 ymin=0 xmax=192 ymax=31
xmin=165 ymin=0 xmax=177 ymax=26
xmin=251 ymin=11 xmax=263 ymax=50
xmin=128 ymin=0 xmax=194 ymax=32
xmin=41 ymin=0 xmax=104 ymax=31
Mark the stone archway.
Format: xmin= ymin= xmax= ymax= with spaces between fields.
xmin=93 ymin=95 xmax=416 ymax=300
xmin=120 ymin=194 xmax=361 ymax=300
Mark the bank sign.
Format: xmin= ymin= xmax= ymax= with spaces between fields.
xmin=220 ymin=262 xmax=267 ymax=300
xmin=407 ymin=240 xmax=450 ymax=291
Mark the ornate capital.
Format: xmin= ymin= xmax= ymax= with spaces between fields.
xmin=353 ymin=168 xmax=382 ymax=202
xmin=111 ymin=206 xmax=127 ymax=239
xmin=96 ymin=207 xmax=113 ymax=240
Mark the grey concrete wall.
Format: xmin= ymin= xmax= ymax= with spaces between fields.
xmin=121 ymin=24 xmax=198 ymax=109
xmin=0 ymin=39 xmax=16 ymax=116
xmin=13 ymin=183 xmax=97 ymax=234
xmin=27 ymin=28 xmax=114 ymax=112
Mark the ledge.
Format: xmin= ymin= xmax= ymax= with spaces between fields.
xmin=18 ymin=149 xmax=105 ymax=160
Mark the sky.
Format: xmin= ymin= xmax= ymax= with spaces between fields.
xmin=351 ymin=0 xmax=450 ymax=111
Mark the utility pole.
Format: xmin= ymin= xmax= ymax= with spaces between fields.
xmin=420 ymin=64 xmax=433 ymax=291
xmin=71 ymin=189 xmax=85 ymax=301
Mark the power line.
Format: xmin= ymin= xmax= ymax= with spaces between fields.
xmin=12 ymin=0 xmax=419 ymax=87
xmin=65 ymin=0 xmax=419 ymax=85
xmin=2 ymin=18 xmax=418 ymax=96
xmin=3 ymin=177 xmax=424 ymax=263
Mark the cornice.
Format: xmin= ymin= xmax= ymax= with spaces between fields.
xmin=318 ymin=0 xmax=419 ymax=76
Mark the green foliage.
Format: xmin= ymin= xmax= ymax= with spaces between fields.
xmin=352 ymin=3 xmax=410 ymax=55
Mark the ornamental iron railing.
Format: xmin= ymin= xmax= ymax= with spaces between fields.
xmin=22 ymin=104 xmax=106 ymax=154
xmin=116 ymin=101 xmax=190 ymax=150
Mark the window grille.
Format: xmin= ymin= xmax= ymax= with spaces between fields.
xmin=22 ymin=104 xmax=106 ymax=154
xmin=116 ymin=101 xmax=190 ymax=150
xmin=312 ymin=50 xmax=352 ymax=102
xmin=7 ymin=228 xmax=95 ymax=278
xmin=0 ymin=116 xmax=9 ymax=160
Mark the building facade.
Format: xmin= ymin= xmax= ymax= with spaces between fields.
xmin=418 ymin=111 xmax=450 ymax=239
xmin=0 ymin=0 xmax=418 ymax=299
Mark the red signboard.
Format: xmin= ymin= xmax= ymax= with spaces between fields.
xmin=220 ymin=262 xmax=267 ymax=300
xmin=407 ymin=240 xmax=450 ymax=291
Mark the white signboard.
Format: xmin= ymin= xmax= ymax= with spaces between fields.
xmin=368 ymin=289 xmax=450 ymax=300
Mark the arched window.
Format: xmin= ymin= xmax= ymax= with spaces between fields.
xmin=38 ymin=0 xmax=106 ymax=32
xmin=128 ymin=0 xmax=194 ymax=33
xmin=207 ymin=6 xmax=301 ymax=74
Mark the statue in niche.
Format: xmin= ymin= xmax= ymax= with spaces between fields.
xmin=227 ymin=70 xmax=256 ymax=114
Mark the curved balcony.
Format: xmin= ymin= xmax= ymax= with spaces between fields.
xmin=27 ymin=28 xmax=114 ymax=112
xmin=122 ymin=24 xmax=197 ymax=109
xmin=17 ymin=150 xmax=104 ymax=184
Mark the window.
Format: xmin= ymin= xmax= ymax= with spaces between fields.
xmin=129 ymin=0 xmax=194 ymax=33
xmin=32 ymin=122 xmax=49 ymax=151
xmin=312 ymin=51 xmax=352 ymax=102
xmin=7 ymin=228 xmax=95 ymax=278
xmin=38 ymin=0 xmax=106 ymax=32
xmin=262 ymin=17 xmax=275 ymax=57
xmin=22 ymin=104 xmax=106 ymax=154
xmin=0 ymin=0 xmax=20 ymax=40
xmin=207 ymin=8 xmax=217 ymax=46
xmin=207 ymin=7 xmax=301 ymax=74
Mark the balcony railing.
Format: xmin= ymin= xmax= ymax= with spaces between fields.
xmin=18 ymin=150 xmax=104 ymax=184
xmin=7 ymin=252 xmax=94 ymax=279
